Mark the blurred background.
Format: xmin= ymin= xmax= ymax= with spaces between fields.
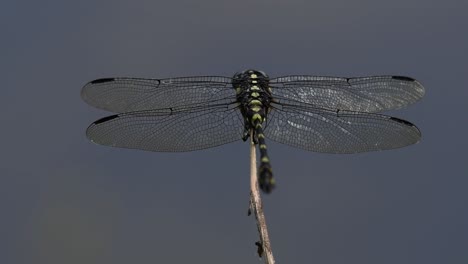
xmin=2 ymin=0 xmax=467 ymax=263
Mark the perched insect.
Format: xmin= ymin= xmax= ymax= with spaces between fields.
xmin=82 ymin=69 xmax=425 ymax=193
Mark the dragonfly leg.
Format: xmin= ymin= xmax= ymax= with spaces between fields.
xmin=243 ymin=126 xmax=258 ymax=144
xmin=242 ymin=119 xmax=251 ymax=141
xmin=242 ymin=129 xmax=250 ymax=141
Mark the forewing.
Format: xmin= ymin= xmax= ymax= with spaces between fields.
xmin=270 ymin=75 xmax=425 ymax=113
xmin=264 ymin=103 xmax=421 ymax=153
xmin=82 ymin=76 xmax=234 ymax=113
xmin=86 ymin=104 xmax=245 ymax=152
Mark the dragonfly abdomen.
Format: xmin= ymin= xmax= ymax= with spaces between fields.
xmin=254 ymin=120 xmax=275 ymax=193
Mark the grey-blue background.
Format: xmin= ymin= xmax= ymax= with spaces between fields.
xmin=2 ymin=0 xmax=467 ymax=263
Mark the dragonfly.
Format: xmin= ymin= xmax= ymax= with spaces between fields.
xmin=82 ymin=69 xmax=425 ymax=193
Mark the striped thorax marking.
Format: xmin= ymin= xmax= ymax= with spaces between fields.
xmin=249 ymin=100 xmax=262 ymax=105
xmin=252 ymin=113 xmax=263 ymax=124
xmin=251 ymin=106 xmax=261 ymax=112
xmin=251 ymin=85 xmax=260 ymax=91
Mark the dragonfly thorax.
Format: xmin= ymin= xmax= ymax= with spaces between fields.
xmin=232 ymin=69 xmax=272 ymax=130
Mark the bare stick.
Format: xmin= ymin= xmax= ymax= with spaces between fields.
xmin=249 ymin=130 xmax=275 ymax=264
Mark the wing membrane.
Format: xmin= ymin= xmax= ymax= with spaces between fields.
xmin=86 ymin=104 xmax=245 ymax=152
xmin=270 ymin=75 xmax=425 ymax=113
xmin=264 ymin=103 xmax=421 ymax=153
xmin=82 ymin=76 xmax=234 ymax=113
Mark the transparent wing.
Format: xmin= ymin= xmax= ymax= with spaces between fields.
xmin=86 ymin=104 xmax=245 ymax=152
xmin=269 ymin=75 xmax=425 ymax=113
xmin=264 ymin=103 xmax=421 ymax=153
xmin=81 ymin=76 xmax=234 ymax=113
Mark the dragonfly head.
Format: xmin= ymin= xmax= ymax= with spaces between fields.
xmin=233 ymin=69 xmax=269 ymax=80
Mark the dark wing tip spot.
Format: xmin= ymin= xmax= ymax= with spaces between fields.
xmin=93 ymin=114 xmax=119 ymax=125
xmin=90 ymin=78 xmax=115 ymax=84
xmin=389 ymin=116 xmax=413 ymax=126
xmin=392 ymin=76 xmax=415 ymax=82
xmin=390 ymin=117 xmax=422 ymax=138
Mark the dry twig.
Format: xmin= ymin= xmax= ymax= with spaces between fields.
xmin=249 ymin=130 xmax=275 ymax=264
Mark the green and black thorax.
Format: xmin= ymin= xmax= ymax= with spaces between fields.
xmin=232 ymin=69 xmax=272 ymax=136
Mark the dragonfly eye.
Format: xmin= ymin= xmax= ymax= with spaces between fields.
xmin=257 ymin=70 xmax=269 ymax=78
xmin=233 ymin=70 xmax=247 ymax=79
